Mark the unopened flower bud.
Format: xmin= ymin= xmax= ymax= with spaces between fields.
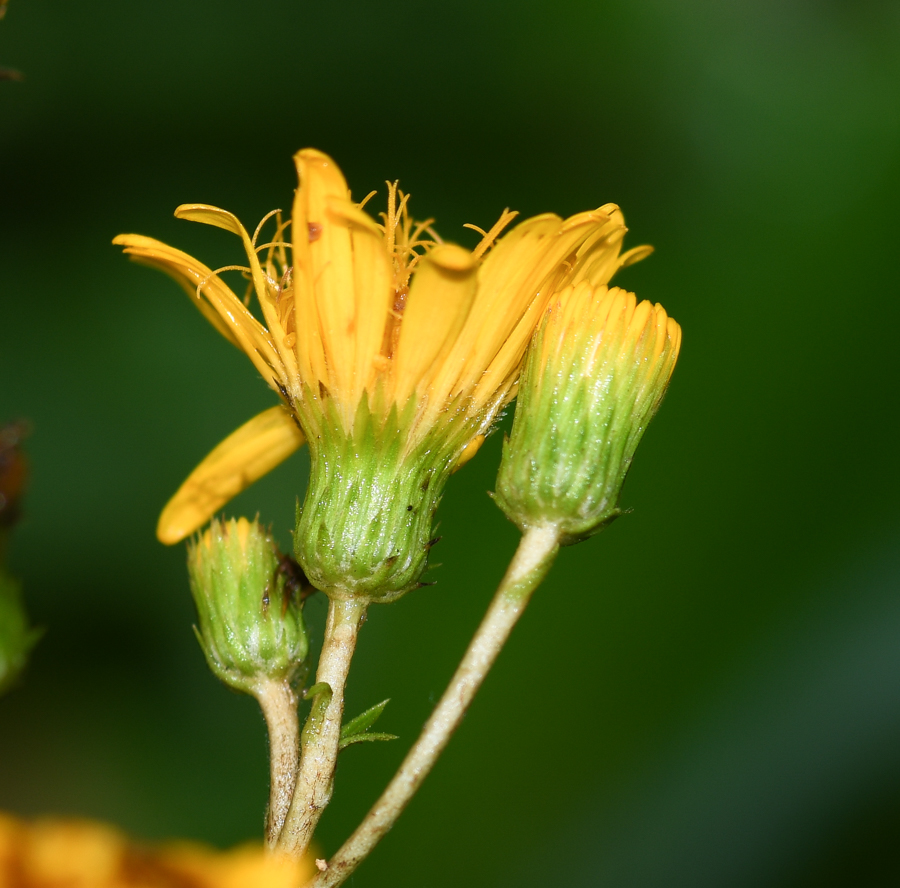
xmin=188 ymin=518 xmax=308 ymax=693
xmin=495 ymin=282 xmax=681 ymax=544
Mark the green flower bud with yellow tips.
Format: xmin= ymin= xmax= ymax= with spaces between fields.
xmin=188 ymin=517 xmax=308 ymax=694
xmin=495 ymin=282 xmax=681 ymax=544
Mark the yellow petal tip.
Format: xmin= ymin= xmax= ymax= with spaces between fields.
xmin=428 ymin=243 xmax=477 ymax=273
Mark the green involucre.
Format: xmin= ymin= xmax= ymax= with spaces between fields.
xmin=293 ymin=392 xmax=478 ymax=603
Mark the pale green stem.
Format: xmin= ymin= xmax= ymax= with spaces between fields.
xmin=277 ymin=597 xmax=367 ymax=858
xmin=306 ymin=523 xmax=560 ymax=888
xmin=255 ymin=677 xmax=300 ymax=849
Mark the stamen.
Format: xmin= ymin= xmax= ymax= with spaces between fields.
xmin=251 ymin=209 xmax=283 ymax=249
xmin=196 ymin=265 xmax=252 ymax=292
xmin=381 ymin=180 xmax=400 ymax=258
xmin=254 ymin=241 xmax=291 ymax=254
xmin=469 ymin=208 xmax=519 ymax=260
xmin=357 ymin=190 xmax=378 ymax=212
xmin=196 ymin=265 xmax=253 ymax=307
xmin=279 ymin=267 xmax=293 ymax=297
xmin=268 ymin=214 xmax=292 ymax=282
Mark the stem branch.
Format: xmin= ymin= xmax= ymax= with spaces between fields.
xmin=309 ymin=524 xmax=559 ymax=887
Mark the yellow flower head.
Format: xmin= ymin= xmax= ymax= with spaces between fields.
xmin=115 ymin=149 xmax=649 ymax=599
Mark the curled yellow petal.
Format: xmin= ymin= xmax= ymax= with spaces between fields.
xmin=157 ymin=406 xmax=305 ymax=545
xmin=619 ymin=243 xmax=655 ymax=269
xmin=114 ymin=232 xmax=286 ymax=390
xmin=174 ymin=203 xmax=248 ymax=236
xmin=112 ymin=234 xmax=242 ymax=348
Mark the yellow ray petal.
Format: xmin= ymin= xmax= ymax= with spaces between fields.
xmin=175 ymin=204 xmax=274 ymax=312
xmin=174 ymin=205 xmax=289 ymax=386
xmin=393 ymin=243 xmax=479 ymax=408
xmin=174 ymin=204 xmax=249 ymax=236
xmin=619 ymin=243 xmax=655 ymax=269
xmin=568 ymin=207 xmax=653 ymax=287
xmin=425 ymin=214 xmax=561 ymax=408
xmin=292 ymin=150 xmax=356 ymax=400
xmin=466 ymin=209 xmax=618 ymax=407
xmin=326 ymin=195 xmax=394 ymax=407
xmin=113 ymin=234 xmax=241 ymax=347
xmin=157 ymin=406 xmax=305 ymax=545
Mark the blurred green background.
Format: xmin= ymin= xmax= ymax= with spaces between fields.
xmin=2 ymin=0 xmax=900 ymax=885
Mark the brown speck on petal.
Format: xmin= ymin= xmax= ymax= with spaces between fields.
xmin=308 ymin=222 xmax=323 ymax=242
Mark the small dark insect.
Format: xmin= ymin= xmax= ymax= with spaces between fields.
xmin=277 ymin=553 xmax=317 ymax=608
xmin=0 ymin=421 xmax=30 ymax=529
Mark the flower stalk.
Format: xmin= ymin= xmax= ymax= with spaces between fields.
xmin=307 ymin=524 xmax=560 ymax=887
xmin=277 ymin=598 xmax=367 ymax=859
xmin=256 ymin=678 xmax=300 ymax=848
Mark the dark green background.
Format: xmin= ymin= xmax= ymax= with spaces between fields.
xmin=2 ymin=1 xmax=900 ymax=885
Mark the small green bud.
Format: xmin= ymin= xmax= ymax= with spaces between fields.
xmin=495 ymin=283 xmax=681 ymax=544
xmin=0 ymin=571 xmax=41 ymax=695
xmin=188 ymin=517 xmax=309 ymax=693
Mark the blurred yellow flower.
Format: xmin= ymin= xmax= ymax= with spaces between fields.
xmin=0 ymin=811 xmax=315 ymax=888
xmin=115 ymin=149 xmax=650 ymax=546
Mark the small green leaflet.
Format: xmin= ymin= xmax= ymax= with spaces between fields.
xmin=339 ymin=698 xmax=398 ymax=750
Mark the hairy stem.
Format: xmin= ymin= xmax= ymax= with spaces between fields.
xmin=308 ymin=524 xmax=560 ymax=887
xmin=255 ymin=678 xmax=299 ymax=848
xmin=277 ymin=597 xmax=367 ymax=859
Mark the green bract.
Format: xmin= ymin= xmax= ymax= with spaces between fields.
xmin=188 ymin=518 xmax=308 ymax=693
